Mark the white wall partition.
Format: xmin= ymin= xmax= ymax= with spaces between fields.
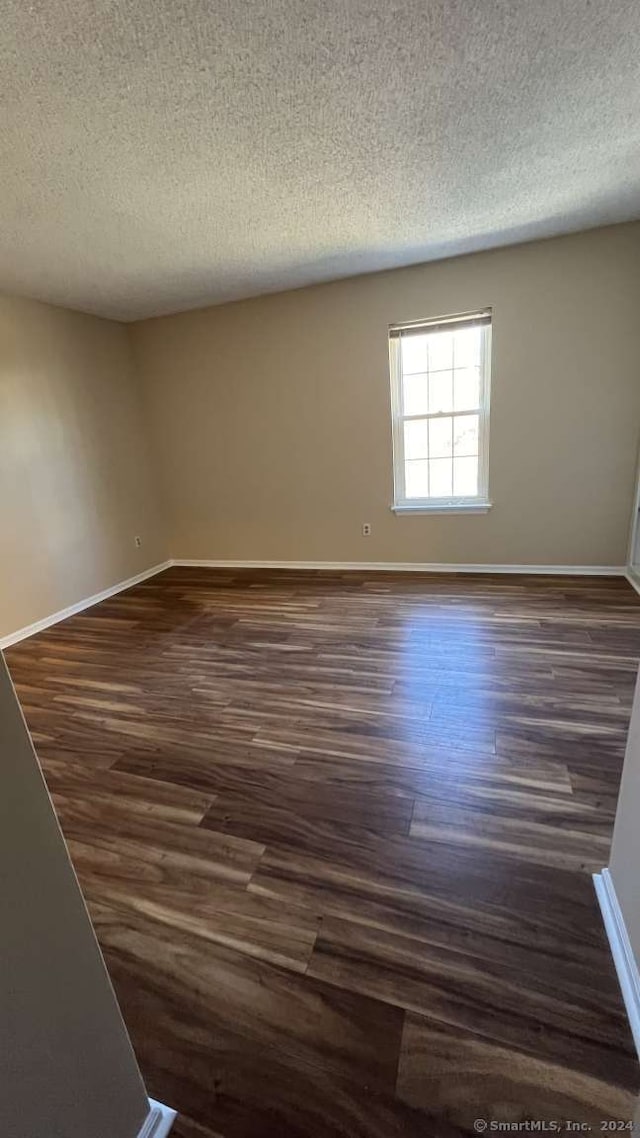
xmin=0 ymin=654 xmax=170 ymax=1138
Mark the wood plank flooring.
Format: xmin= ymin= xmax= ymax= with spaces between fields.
xmin=5 ymin=566 xmax=640 ymax=1136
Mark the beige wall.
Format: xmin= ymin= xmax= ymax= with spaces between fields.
xmin=1 ymin=225 xmax=638 ymax=643
xmin=0 ymin=294 xmax=167 ymax=640
xmin=610 ymin=666 xmax=640 ymax=966
xmin=131 ymin=223 xmax=640 ymax=567
xmin=0 ymin=654 xmax=150 ymax=1138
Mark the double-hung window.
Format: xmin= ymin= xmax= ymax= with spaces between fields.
xmin=389 ymin=309 xmax=492 ymax=512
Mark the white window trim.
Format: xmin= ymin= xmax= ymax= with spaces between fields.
xmin=391 ymin=500 xmax=492 ymax=515
xmin=389 ymin=313 xmax=492 ymax=514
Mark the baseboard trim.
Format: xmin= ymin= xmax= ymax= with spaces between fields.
xmin=172 ymin=559 xmax=626 ymax=576
xmin=0 ymin=561 xmax=172 ymax=651
xmin=137 ymin=1098 xmax=177 ymax=1138
xmin=0 ymin=559 xmax=630 ymax=651
xmin=626 ymin=569 xmax=640 ymax=597
xmin=593 ymin=868 xmax=640 ymax=1061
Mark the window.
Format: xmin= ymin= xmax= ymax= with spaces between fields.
xmin=389 ymin=309 xmax=492 ymax=512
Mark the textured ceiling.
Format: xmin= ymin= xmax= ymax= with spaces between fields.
xmin=1 ymin=1 xmax=640 ymax=322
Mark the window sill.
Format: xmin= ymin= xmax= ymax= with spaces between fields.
xmin=391 ymin=500 xmax=492 ymax=516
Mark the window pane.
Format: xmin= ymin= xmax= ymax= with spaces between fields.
xmin=428 ymin=370 xmax=453 ymax=413
xmin=405 ymin=459 xmax=429 ymax=498
xmin=401 ymin=334 xmax=428 ymax=375
xmin=428 ymin=331 xmax=453 ymax=372
xmin=391 ymin=314 xmax=490 ymax=507
xmin=404 ymin=419 xmax=429 ymax=460
xmin=453 ymin=456 xmax=479 ymax=496
xmin=402 ymin=371 xmax=429 ymax=416
xmin=453 ymin=327 xmax=481 ymax=369
xmin=453 ymin=367 xmax=480 ymax=411
xmin=453 ymin=413 xmax=479 ymax=456
xmin=429 ymin=458 xmax=453 ymax=497
xmin=428 ymin=416 xmax=453 ymax=458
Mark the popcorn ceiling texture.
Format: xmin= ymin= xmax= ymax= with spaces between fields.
xmin=1 ymin=0 xmax=640 ymax=321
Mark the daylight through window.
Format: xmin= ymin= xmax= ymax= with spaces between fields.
xmin=389 ymin=310 xmax=492 ymax=511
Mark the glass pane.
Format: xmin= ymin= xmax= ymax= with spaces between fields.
xmin=428 ymin=370 xmax=453 ymax=413
xmin=402 ymin=371 xmax=429 ymax=416
xmin=405 ymin=459 xmax=429 ymax=498
xmin=454 ymin=456 xmax=479 ymax=496
xmin=428 ymin=416 xmax=453 ymax=458
xmin=404 ymin=419 xmax=429 ymax=460
xmin=453 ymin=367 xmax=480 ymax=411
xmin=453 ymin=327 xmax=481 ymax=369
xmin=429 ymin=458 xmax=453 ymax=497
xmin=428 ymin=331 xmax=453 ymax=372
xmin=453 ymin=413 xmax=479 ymax=456
xmin=401 ymin=334 xmax=428 ymax=375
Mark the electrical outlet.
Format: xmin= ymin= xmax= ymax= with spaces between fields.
xmin=362 ymin=523 xmax=371 ymax=536
xmin=134 ymin=535 xmax=142 ymax=548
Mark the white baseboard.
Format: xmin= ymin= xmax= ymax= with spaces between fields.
xmin=626 ymin=569 xmax=640 ymax=597
xmin=137 ymin=1098 xmax=177 ymax=1138
xmin=172 ymin=559 xmax=626 ymax=575
xmin=593 ymin=868 xmax=640 ymax=1061
xmin=0 ymin=561 xmax=172 ymax=651
xmin=0 ymin=558 xmax=630 ymax=652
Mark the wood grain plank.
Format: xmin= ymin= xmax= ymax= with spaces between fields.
xmin=397 ymin=1012 xmax=637 ymax=1131
xmin=5 ymin=565 xmax=640 ymax=1135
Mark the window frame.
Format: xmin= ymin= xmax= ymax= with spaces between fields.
xmin=389 ymin=310 xmax=492 ymax=514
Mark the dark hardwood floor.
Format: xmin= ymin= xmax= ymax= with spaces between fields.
xmin=6 ymin=566 xmax=640 ymax=1136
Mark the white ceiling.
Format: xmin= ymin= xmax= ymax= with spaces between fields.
xmin=1 ymin=1 xmax=640 ymax=322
